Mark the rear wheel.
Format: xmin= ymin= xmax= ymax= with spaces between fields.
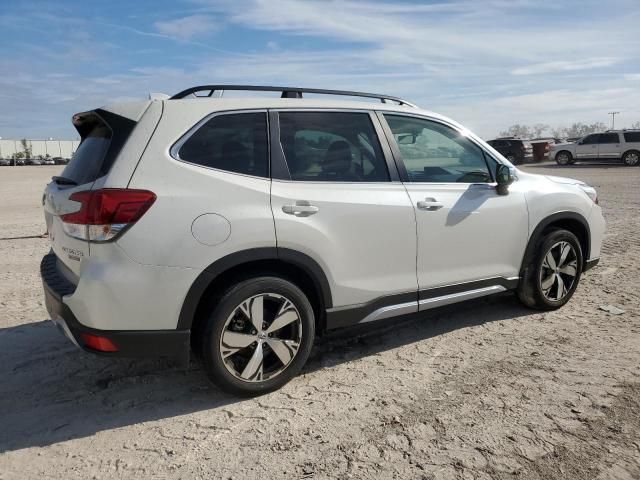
xmin=622 ymin=150 xmax=639 ymax=166
xmin=517 ymin=229 xmax=583 ymax=310
xmin=199 ymin=276 xmax=315 ymax=396
xmin=555 ymin=151 xmax=573 ymax=165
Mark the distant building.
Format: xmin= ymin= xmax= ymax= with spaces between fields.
xmin=0 ymin=139 xmax=80 ymax=159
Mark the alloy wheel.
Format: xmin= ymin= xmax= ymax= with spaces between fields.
xmin=219 ymin=293 xmax=302 ymax=382
xmin=556 ymin=152 xmax=570 ymax=165
xmin=623 ymin=151 xmax=639 ymax=166
xmin=539 ymin=241 xmax=578 ymax=301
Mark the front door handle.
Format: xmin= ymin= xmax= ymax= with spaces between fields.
xmin=417 ymin=198 xmax=444 ymax=211
xmin=282 ymin=200 xmax=319 ymax=217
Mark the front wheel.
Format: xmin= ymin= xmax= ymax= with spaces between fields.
xmin=555 ymin=151 xmax=573 ymax=165
xmin=199 ymin=276 xmax=315 ymax=396
xmin=517 ymin=229 xmax=583 ymax=310
xmin=622 ymin=150 xmax=640 ymax=166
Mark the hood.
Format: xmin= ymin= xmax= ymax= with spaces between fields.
xmin=551 ymin=142 xmax=574 ymax=149
xmin=545 ymin=175 xmax=585 ymax=186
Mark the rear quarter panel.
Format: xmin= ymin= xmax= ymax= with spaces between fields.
xmin=118 ymin=101 xmax=276 ymax=270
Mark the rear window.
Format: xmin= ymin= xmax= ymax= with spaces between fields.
xmin=61 ymin=110 xmax=136 ymax=185
xmin=61 ymin=121 xmax=111 ymax=185
xmin=623 ymin=132 xmax=640 ymax=143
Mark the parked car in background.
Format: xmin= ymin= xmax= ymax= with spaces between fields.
xmin=41 ymin=84 xmax=604 ymax=395
xmin=43 ymin=158 xmax=56 ymax=165
xmin=550 ymin=130 xmax=640 ymax=166
xmin=0 ymin=158 xmax=10 ymax=166
xmin=14 ymin=158 xmax=25 ymax=166
xmin=53 ymin=157 xmax=69 ymax=165
xmin=25 ymin=158 xmax=43 ymax=166
xmin=486 ymin=137 xmax=533 ymax=164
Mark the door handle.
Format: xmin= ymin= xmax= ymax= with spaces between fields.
xmin=417 ymin=198 xmax=443 ymax=211
xmin=282 ymin=200 xmax=319 ymax=217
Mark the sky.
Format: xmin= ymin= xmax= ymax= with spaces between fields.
xmin=1 ymin=0 xmax=640 ymax=140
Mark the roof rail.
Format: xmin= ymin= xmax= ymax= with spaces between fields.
xmin=169 ymin=85 xmax=417 ymax=107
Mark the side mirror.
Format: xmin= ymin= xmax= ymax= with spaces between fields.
xmin=496 ymin=164 xmax=514 ymax=195
xmin=397 ymin=134 xmax=417 ymax=145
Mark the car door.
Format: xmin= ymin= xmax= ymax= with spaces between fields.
xmin=269 ymin=110 xmax=418 ymax=311
xmin=379 ymin=113 xmax=529 ymax=299
xmin=597 ymin=132 xmax=622 ymax=160
xmin=575 ymin=134 xmax=599 ymax=160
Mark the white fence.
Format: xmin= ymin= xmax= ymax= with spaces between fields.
xmin=0 ymin=139 xmax=80 ymax=159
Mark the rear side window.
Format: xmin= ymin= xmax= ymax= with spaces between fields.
xmin=177 ymin=112 xmax=269 ymax=178
xmin=598 ymin=133 xmax=619 ymax=144
xmin=278 ymin=112 xmax=389 ymax=182
xmin=62 ymin=117 xmax=111 ymax=185
xmin=623 ymin=132 xmax=640 ymax=142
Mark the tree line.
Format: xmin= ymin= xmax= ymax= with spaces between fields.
xmin=498 ymin=120 xmax=640 ymax=139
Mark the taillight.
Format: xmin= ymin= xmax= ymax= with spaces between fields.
xmin=81 ymin=333 xmax=118 ymax=352
xmin=61 ymin=189 xmax=156 ymax=242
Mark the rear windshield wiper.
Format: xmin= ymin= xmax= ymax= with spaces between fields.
xmin=52 ymin=176 xmax=78 ymax=186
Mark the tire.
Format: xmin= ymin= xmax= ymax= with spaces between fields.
xmin=517 ymin=229 xmax=583 ymax=310
xmin=555 ymin=151 xmax=572 ymax=166
xmin=622 ymin=150 xmax=640 ymax=167
xmin=199 ymin=276 xmax=315 ymax=396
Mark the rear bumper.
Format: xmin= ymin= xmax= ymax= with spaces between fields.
xmin=41 ymin=252 xmax=190 ymax=359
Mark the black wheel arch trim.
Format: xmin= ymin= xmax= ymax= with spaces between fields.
xmin=521 ymin=211 xmax=591 ymax=274
xmin=177 ymin=247 xmax=333 ymax=330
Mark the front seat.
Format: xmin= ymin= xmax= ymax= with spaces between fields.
xmin=321 ymin=140 xmax=359 ymax=181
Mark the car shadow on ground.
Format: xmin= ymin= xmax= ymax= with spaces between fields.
xmin=0 ymin=292 xmax=535 ymax=453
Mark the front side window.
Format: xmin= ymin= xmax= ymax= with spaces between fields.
xmin=278 ymin=112 xmax=389 ymax=182
xmin=177 ymin=112 xmax=268 ymax=178
xmin=598 ymin=133 xmax=620 ymax=144
xmin=581 ymin=134 xmax=599 ymax=145
xmin=384 ymin=114 xmax=493 ymax=183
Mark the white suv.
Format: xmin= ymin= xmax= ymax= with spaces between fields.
xmin=41 ymin=85 xmax=605 ymax=395
xmin=551 ymin=130 xmax=640 ymax=166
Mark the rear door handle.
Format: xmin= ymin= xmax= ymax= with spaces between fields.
xmin=282 ymin=200 xmax=319 ymax=217
xmin=417 ymin=198 xmax=443 ymax=211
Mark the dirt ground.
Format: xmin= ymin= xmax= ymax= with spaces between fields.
xmin=0 ymin=164 xmax=638 ymax=480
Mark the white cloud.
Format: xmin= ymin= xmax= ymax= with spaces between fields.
xmin=3 ymin=0 xmax=640 ymax=139
xmin=512 ymin=58 xmax=621 ymax=76
xmin=154 ymin=15 xmax=218 ymax=41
